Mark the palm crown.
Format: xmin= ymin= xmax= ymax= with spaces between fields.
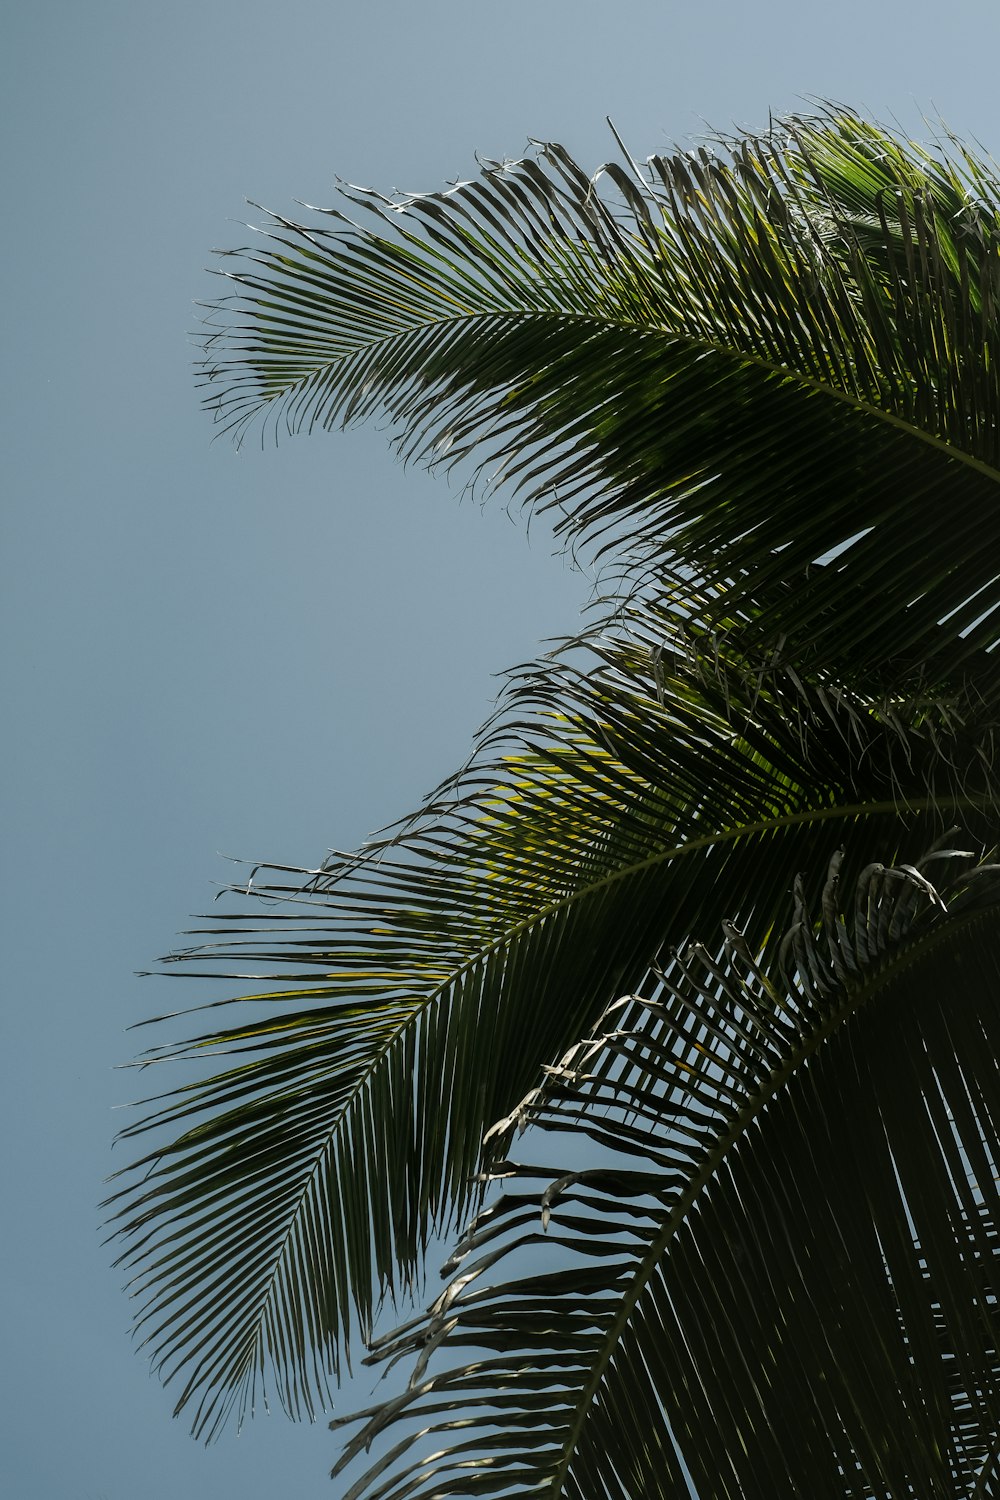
xmin=108 ymin=108 xmax=1000 ymax=1495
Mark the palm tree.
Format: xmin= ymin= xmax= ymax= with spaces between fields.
xmin=108 ymin=108 xmax=1000 ymax=1494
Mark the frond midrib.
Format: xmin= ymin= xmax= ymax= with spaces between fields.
xmin=170 ymin=790 xmax=986 ymax=1060
xmin=207 ymin=287 xmax=1000 ymax=490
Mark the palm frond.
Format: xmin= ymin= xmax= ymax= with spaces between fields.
xmin=334 ymin=845 xmax=1000 ymax=1499
xmin=200 ymin=108 xmax=1000 ymax=693
xmin=121 ymin=107 xmax=1000 ymax=1446
xmin=107 ymin=600 xmax=994 ymax=1436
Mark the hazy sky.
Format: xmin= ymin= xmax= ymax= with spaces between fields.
xmin=6 ymin=2 xmax=1000 ymax=1495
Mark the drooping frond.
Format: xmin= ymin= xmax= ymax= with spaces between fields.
xmin=119 ymin=108 xmax=1000 ymax=1456
xmin=333 ymin=846 xmax=1000 ymax=1500
xmin=106 ymin=600 xmax=993 ymax=1437
xmin=200 ymin=107 xmax=1000 ymax=695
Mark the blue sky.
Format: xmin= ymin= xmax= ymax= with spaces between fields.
xmin=5 ymin=1 xmax=1000 ymax=1494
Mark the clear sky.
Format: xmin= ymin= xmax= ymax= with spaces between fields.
xmin=5 ymin=1 xmax=1000 ymax=1495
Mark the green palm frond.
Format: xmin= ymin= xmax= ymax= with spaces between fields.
xmin=117 ymin=108 xmax=1000 ymax=1464
xmin=333 ymin=845 xmax=1000 ymax=1500
xmin=200 ymin=107 xmax=1000 ymax=692
xmin=107 ymin=601 xmax=992 ymax=1437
